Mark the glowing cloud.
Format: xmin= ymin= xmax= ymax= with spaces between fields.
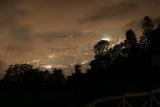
xmin=102 ymin=35 xmax=111 ymax=41
xmin=42 ymin=64 xmax=52 ymax=69
xmin=48 ymin=54 xmax=55 ymax=59
xmin=81 ymin=60 xmax=89 ymax=65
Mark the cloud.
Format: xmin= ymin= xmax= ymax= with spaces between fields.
xmin=79 ymin=0 xmax=160 ymax=23
xmin=0 ymin=0 xmax=33 ymax=54
xmin=80 ymin=2 xmax=137 ymax=22
xmin=1 ymin=25 xmax=34 ymax=54
xmin=36 ymin=31 xmax=82 ymax=42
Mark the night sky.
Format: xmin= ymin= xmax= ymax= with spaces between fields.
xmin=0 ymin=0 xmax=160 ymax=76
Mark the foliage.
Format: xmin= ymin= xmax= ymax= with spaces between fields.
xmin=94 ymin=40 xmax=110 ymax=55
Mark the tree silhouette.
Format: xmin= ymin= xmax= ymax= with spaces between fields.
xmin=149 ymin=24 xmax=160 ymax=55
xmin=142 ymin=16 xmax=154 ymax=36
xmin=75 ymin=64 xmax=82 ymax=75
xmin=3 ymin=64 xmax=33 ymax=85
xmin=125 ymin=29 xmax=137 ymax=48
xmin=47 ymin=68 xmax=65 ymax=88
xmin=2 ymin=64 xmax=49 ymax=88
xmin=94 ymin=40 xmax=110 ymax=55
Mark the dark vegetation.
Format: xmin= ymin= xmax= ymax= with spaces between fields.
xmin=0 ymin=16 xmax=160 ymax=107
